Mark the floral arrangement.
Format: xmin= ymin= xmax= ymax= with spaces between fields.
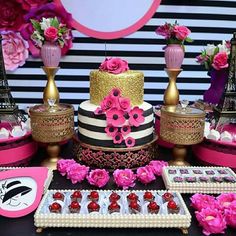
xmin=94 ymin=87 xmax=145 ymax=148
xmin=99 ymin=57 xmax=129 ymax=74
xmin=57 ymin=159 xmax=168 ymax=189
xmin=191 ymin=193 xmax=236 ymax=235
xmin=30 ymin=16 xmax=71 ymax=48
xmin=155 ymin=21 xmax=192 ymax=45
xmin=196 ymin=40 xmax=231 ymax=71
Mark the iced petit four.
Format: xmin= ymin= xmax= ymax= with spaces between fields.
xmin=185 ymin=177 xmax=197 ymax=183
xmin=211 ymin=177 xmax=223 ymax=183
xmin=108 ymin=201 xmax=121 ymax=214
xmin=167 ymin=200 xmax=179 ymax=214
xmin=218 ymin=169 xmax=227 ymax=175
xmin=87 ymin=201 xmax=100 ymax=213
xmin=129 ymin=201 xmax=141 ymax=214
xmin=223 ymin=176 xmax=236 ymax=183
xmin=193 ymin=170 xmax=202 ymax=174
xmin=162 ymin=192 xmax=174 ymax=202
xmin=147 ymin=201 xmax=160 ymax=214
xmin=69 ymin=201 xmax=81 ymax=213
xmin=143 ymin=191 xmax=154 ymax=202
xmin=173 ymin=177 xmax=183 ymax=182
xmin=70 ymin=190 xmax=82 ymax=202
xmin=88 ymin=191 xmax=99 ymax=201
xmin=205 ymin=170 xmax=215 ymax=175
xmin=53 ymin=192 xmax=64 ymax=201
xmin=127 ymin=193 xmax=138 ymax=203
xmin=109 ymin=192 xmax=120 ymax=202
xmin=168 ymin=169 xmax=177 ymax=174
xmin=49 ymin=202 xmax=62 ymax=213
xmin=180 ymin=169 xmax=189 ymax=174
xmin=199 ymin=177 xmax=209 ymax=182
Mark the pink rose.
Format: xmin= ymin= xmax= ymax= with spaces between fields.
xmin=155 ymin=23 xmax=171 ymax=39
xmin=118 ymin=97 xmax=131 ymax=112
xmin=57 ymin=159 xmax=76 ymax=176
xmin=113 ymin=169 xmax=136 ymax=190
xmin=212 ymin=52 xmax=228 ymax=70
xmin=191 ymin=193 xmax=217 ymax=211
xmin=196 ymin=208 xmax=227 ymax=235
xmin=1 ymin=31 xmax=29 ymax=71
xmin=224 ymin=201 xmax=236 ymax=228
xmin=44 ymin=26 xmax=58 ymax=42
xmin=67 ymin=163 xmax=89 ymax=184
xmin=173 ymin=25 xmax=191 ymax=41
xmin=217 ymin=193 xmax=236 ymax=210
xmin=87 ymin=169 xmax=110 ymax=188
xmin=99 ymin=57 xmax=129 ymax=74
xmin=137 ymin=166 xmax=156 ymax=184
xmin=148 ymin=160 xmax=168 ymax=176
xmin=0 ymin=0 xmax=26 ymax=31
xmin=16 ymin=0 xmax=48 ymax=11
xmin=100 ymin=95 xmax=116 ymax=112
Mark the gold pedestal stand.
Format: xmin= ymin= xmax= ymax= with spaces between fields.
xmin=30 ymin=66 xmax=74 ymax=169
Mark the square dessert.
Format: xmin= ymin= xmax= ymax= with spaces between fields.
xmin=180 ymin=169 xmax=189 ymax=174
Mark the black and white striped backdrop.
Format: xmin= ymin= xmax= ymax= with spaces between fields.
xmin=6 ymin=0 xmax=236 ymax=126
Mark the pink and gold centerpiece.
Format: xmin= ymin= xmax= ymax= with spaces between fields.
xmin=74 ymin=58 xmax=157 ymax=170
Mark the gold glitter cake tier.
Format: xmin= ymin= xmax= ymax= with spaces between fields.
xmin=90 ymin=70 xmax=144 ymax=106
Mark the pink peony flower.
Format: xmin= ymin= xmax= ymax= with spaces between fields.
xmin=44 ymin=26 xmax=58 ymax=42
xmin=125 ymin=137 xmax=135 ymax=147
xmin=67 ymin=163 xmax=89 ymax=184
xmin=155 ymin=23 xmax=171 ymax=39
xmin=16 ymin=0 xmax=48 ymax=11
xmin=128 ymin=107 xmax=145 ymax=127
xmin=113 ymin=169 xmax=136 ymax=190
xmin=87 ymin=169 xmax=110 ymax=188
xmin=0 ymin=0 xmax=26 ymax=31
xmin=136 ymin=166 xmax=156 ymax=184
xmin=99 ymin=57 xmax=129 ymax=74
xmin=217 ymin=193 xmax=236 ymax=210
xmin=148 ymin=160 xmax=168 ymax=176
xmin=196 ymin=208 xmax=227 ymax=235
xmin=191 ymin=193 xmax=217 ymax=211
xmin=94 ymin=107 xmax=104 ymax=115
xmin=105 ymin=125 xmax=118 ymax=137
xmin=112 ymin=132 xmax=124 ymax=144
xmin=224 ymin=201 xmax=236 ymax=228
xmin=57 ymin=159 xmax=76 ymax=176
xmin=1 ymin=31 xmax=29 ymax=71
xmin=121 ymin=125 xmax=131 ymax=136
xmin=118 ymin=97 xmax=131 ymax=112
xmin=20 ymin=3 xmax=73 ymax=57
xmin=173 ymin=25 xmax=191 ymax=41
xmin=106 ymin=108 xmax=125 ymax=127
xmin=212 ymin=52 xmax=229 ymax=70
xmin=100 ymin=95 xmax=116 ymax=112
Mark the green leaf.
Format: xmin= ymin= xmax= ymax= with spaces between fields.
xmin=51 ymin=17 xmax=59 ymax=28
xmin=30 ymin=19 xmax=42 ymax=32
xmin=185 ymin=37 xmax=193 ymax=43
xmin=214 ymin=46 xmax=219 ymax=55
xmin=204 ymin=62 xmax=209 ymax=70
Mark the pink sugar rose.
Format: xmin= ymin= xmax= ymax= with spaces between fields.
xmin=137 ymin=166 xmax=156 ymax=184
xmin=113 ymin=169 xmax=136 ymax=190
xmin=173 ymin=25 xmax=191 ymax=41
xmin=44 ymin=26 xmax=58 ymax=42
xmin=100 ymin=95 xmax=116 ymax=112
xmin=148 ymin=160 xmax=168 ymax=176
xmin=128 ymin=107 xmax=145 ymax=127
xmin=212 ymin=51 xmax=229 ymax=70
xmin=87 ymin=169 xmax=110 ymax=188
xmin=106 ymin=108 xmax=125 ymax=127
xmin=155 ymin=23 xmax=171 ymax=39
xmin=1 ymin=31 xmax=29 ymax=71
xmin=191 ymin=193 xmax=217 ymax=211
xmin=118 ymin=97 xmax=131 ymax=112
xmin=224 ymin=201 xmax=236 ymax=228
xmin=67 ymin=163 xmax=89 ymax=184
xmin=99 ymin=57 xmax=129 ymax=74
xmin=16 ymin=0 xmax=48 ymax=11
xmin=57 ymin=159 xmax=76 ymax=176
xmin=196 ymin=208 xmax=227 ymax=235
xmin=217 ymin=193 xmax=236 ymax=210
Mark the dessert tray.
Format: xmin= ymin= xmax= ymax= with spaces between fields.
xmin=34 ymin=190 xmax=191 ymax=234
xmin=162 ymin=166 xmax=236 ymax=194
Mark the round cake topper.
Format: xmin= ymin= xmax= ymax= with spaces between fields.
xmin=54 ymin=0 xmax=161 ymax=39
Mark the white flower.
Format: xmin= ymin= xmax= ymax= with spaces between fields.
xmin=205 ymin=44 xmax=216 ymax=56
xmin=218 ymin=40 xmax=230 ymax=55
xmin=40 ymin=17 xmax=51 ymax=30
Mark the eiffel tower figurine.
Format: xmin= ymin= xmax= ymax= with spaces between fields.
xmin=214 ymin=32 xmax=236 ymax=133
xmin=0 ymin=34 xmax=26 ymax=124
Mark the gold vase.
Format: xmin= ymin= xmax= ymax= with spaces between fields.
xmin=164 ymin=68 xmax=182 ymax=106
xmin=43 ymin=67 xmax=60 ymax=105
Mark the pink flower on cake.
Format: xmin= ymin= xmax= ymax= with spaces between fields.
xmin=216 ymin=193 xmax=236 ymax=210
xmin=212 ymin=52 xmax=228 ymax=70
xmin=1 ymin=31 xmax=29 ymax=71
xmin=128 ymin=107 xmax=145 ymax=127
xmin=191 ymin=194 xmax=217 ymax=211
xmin=148 ymin=160 xmax=168 ymax=176
xmin=16 ymin=0 xmax=48 ymax=11
xmin=173 ymin=25 xmax=191 ymax=41
xmin=94 ymin=107 xmax=104 ymax=115
xmin=87 ymin=169 xmax=110 ymax=188
xmin=118 ymin=97 xmax=131 ymax=112
xmin=121 ymin=125 xmax=131 ymax=136
xmin=67 ymin=163 xmax=89 ymax=184
xmin=57 ymin=159 xmax=76 ymax=176
xmin=224 ymin=201 xmax=236 ymax=228
xmin=113 ymin=169 xmax=136 ymax=190
xmin=125 ymin=137 xmax=135 ymax=147
xmin=105 ymin=126 xmax=118 ymax=137
xmin=100 ymin=95 xmax=116 ymax=112
xmin=113 ymin=132 xmax=123 ymax=144
xmin=136 ymin=166 xmax=156 ymax=184
xmin=196 ymin=208 xmax=227 ymax=235
xmin=110 ymin=88 xmax=121 ymax=98
xmin=106 ymin=108 xmax=125 ymax=126
xmin=99 ymin=57 xmax=129 ymax=74
xmin=44 ymin=26 xmax=58 ymax=42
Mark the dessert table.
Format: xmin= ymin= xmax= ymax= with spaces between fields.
xmin=1 ymin=143 xmax=236 ymax=236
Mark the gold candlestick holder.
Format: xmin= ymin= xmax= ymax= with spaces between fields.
xmin=164 ymin=68 xmax=182 ymax=106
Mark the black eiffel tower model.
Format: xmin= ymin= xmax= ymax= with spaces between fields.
xmin=0 ymin=35 xmax=26 ymax=125
xmin=214 ymin=32 xmax=236 ymax=132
